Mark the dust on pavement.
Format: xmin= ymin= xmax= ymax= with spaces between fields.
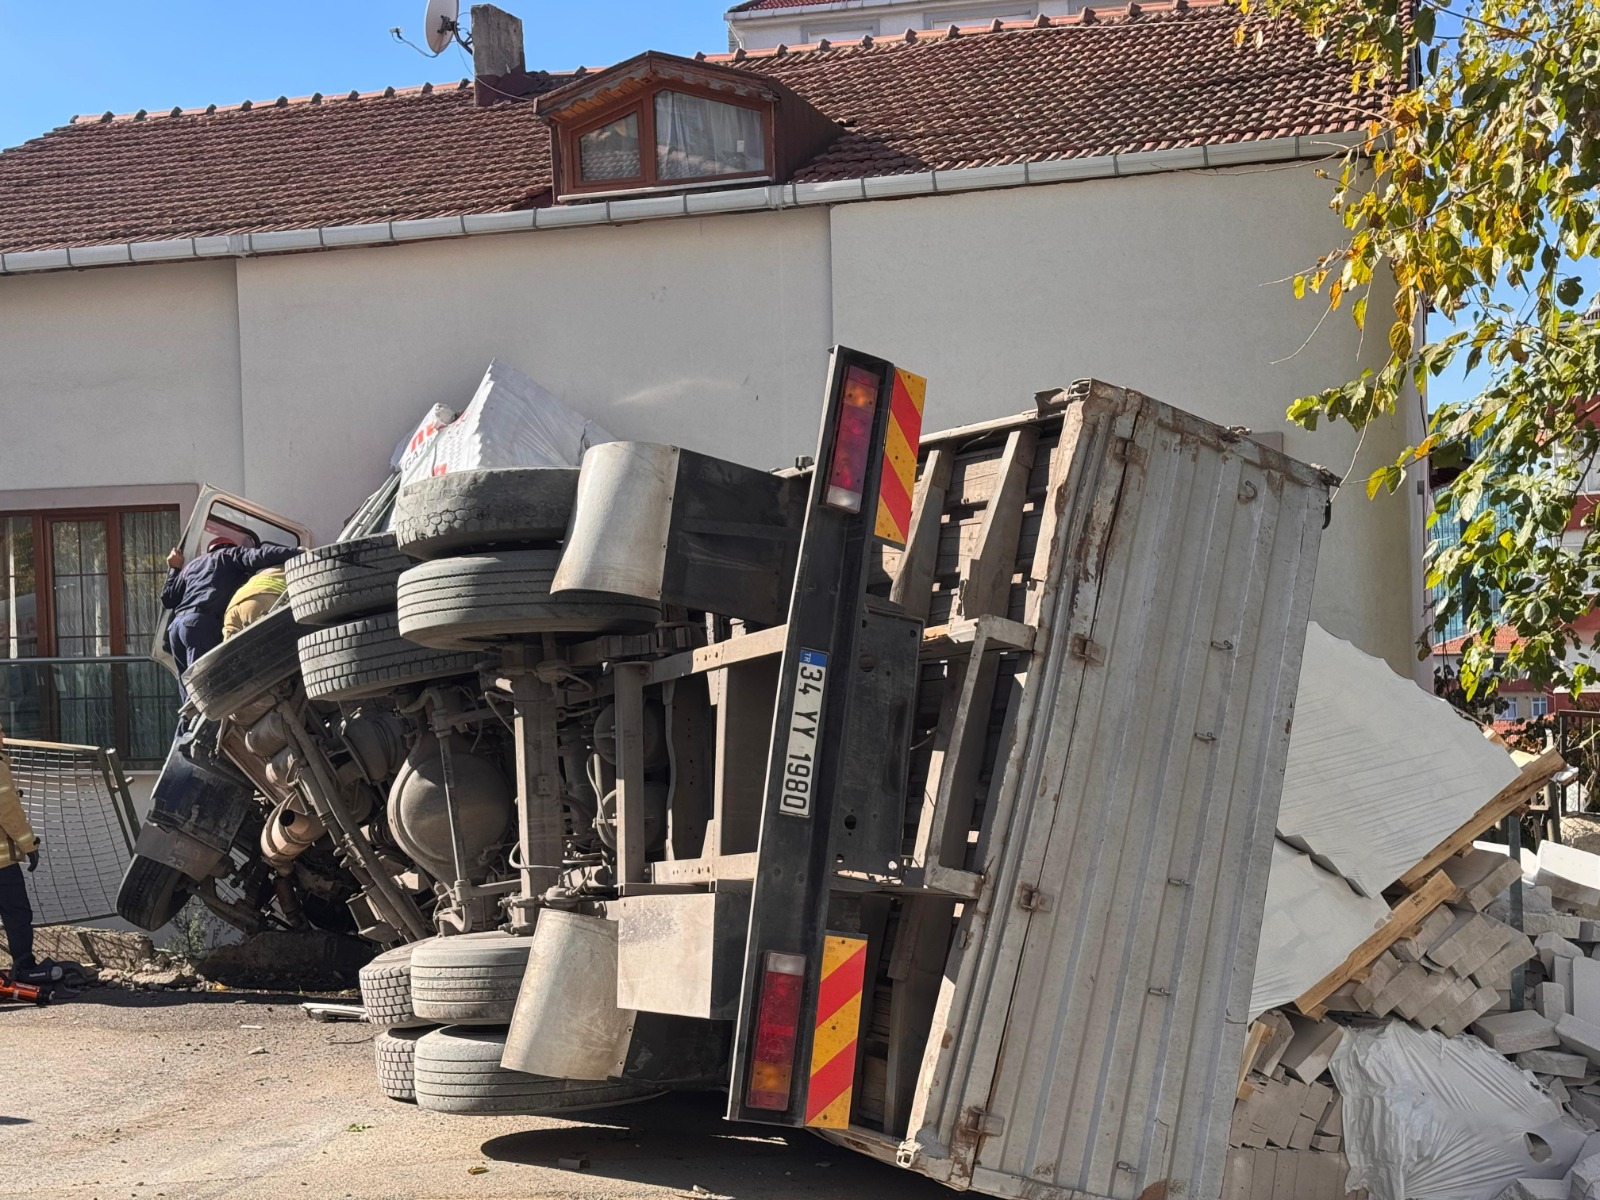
xmin=0 ymin=989 xmax=956 ymax=1200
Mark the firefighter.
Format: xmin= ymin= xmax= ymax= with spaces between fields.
xmin=163 ymin=535 xmax=301 ymax=674
xmin=0 ymin=720 xmax=57 ymax=985
xmin=222 ymin=567 xmax=288 ymax=639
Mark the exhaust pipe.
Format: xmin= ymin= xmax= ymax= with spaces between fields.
xmin=260 ymin=801 xmax=326 ymax=874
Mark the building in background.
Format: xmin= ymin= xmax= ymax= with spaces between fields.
xmin=0 ymin=2 xmax=1424 ymax=768
xmin=726 ymin=0 xmax=1087 ymax=49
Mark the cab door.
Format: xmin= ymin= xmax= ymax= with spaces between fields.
xmin=149 ymin=488 xmax=312 ymax=678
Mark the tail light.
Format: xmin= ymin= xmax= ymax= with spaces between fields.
xmin=746 ymin=950 xmax=808 ymax=1111
xmin=823 ymin=366 xmax=884 ymax=514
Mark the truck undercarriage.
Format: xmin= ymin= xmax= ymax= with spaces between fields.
xmin=119 ymin=352 xmax=1332 ymax=1199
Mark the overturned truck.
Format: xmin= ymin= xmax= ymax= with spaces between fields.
xmin=120 ymin=349 xmax=1333 ymax=1199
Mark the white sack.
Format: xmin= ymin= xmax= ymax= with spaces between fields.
xmin=1331 ymin=1022 xmax=1589 ymax=1200
xmin=392 ymin=359 xmax=613 ymax=485
xmin=1251 ymin=839 xmax=1391 ymax=1018
xmin=1277 ymin=624 xmax=1521 ymax=897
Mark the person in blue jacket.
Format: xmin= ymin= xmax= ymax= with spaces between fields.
xmin=162 ymin=534 xmax=302 ymax=675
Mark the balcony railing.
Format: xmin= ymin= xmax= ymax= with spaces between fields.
xmin=0 ymin=656 xmax=178 ymax=769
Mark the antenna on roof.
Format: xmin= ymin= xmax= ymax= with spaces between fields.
xmin=423 ymin=0 xmax=470 ymax=55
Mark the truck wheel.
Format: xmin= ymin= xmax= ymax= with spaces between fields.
xmin=396 ymin=550 xmax=660 ymax=650
xmin=360 ymin=942 xmax=428 ymax=1028
xmin=298 ymin=613 xmax=484 ymax=702
xmin=115 ymin=854 xmax=192 ymax=931
xmin=185 ymin=607 xmax=306 ymax=720
xmin=391 ymin=469 xmax=579 ymax=560
xmin=285 ymin=535 xmax=410 ymax=626
xmin=375 ymin=1026 xmax=432 ymax=1102
xmin=412 ymin=1026 xmax=666 ymax=1115
xmin=410 ymin=932 xmax=533 ymax=1026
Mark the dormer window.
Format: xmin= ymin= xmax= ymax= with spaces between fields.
xmin=539 ymin=52 xmax=841 ymax=201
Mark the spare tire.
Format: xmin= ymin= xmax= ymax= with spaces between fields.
xmin=298 ymin=613 xmax=484 ymax=702
xmin=360 ymin=942 xmax=427 ymax=1029
xmin=410 ymin=931 xmax=533 ymax=1026
xmin=184 ymin=607 xmax=306 ymax=720
xmin=285 ymin=535 xmax=410 ymax=626
xmin=115 ymin=854 xmax=192 ymax=931
xmin=412 ymin=1026 xmax=665 ymax=1116
xmin=375 ymin=1026 xmax=432 ymax=1102
xmin=396 ymin=550 xmax=660 ymax=650
xmin=391 ymin=469 xmax=579 ymax=560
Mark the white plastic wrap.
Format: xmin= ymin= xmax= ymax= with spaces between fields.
xmin=1278 ymin=624 xmax=1522 ymax=897
xmin=1331 ymin=1022 xmax=1590 ymax=1200
xmin=1251 ymin=839 xmax=1391 ymax=1018
xmin=392 ymin=359 xmax=613 ymax=485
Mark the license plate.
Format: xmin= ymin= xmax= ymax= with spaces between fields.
xmin=779 ymin=648 xmax=828 ymax=819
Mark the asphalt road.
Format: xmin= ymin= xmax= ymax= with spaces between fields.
xmin=0 ymin=989 xmax=957 ymax=1200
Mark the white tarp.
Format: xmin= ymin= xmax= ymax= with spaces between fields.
xmin=1252 ymin=839 xmax=1392 ymax=1018
xmin=1277 ymin=624 xmax=1522 ymax=897
xmin=1331 ymin=1022 xmax=1589 ymax=1200
xmin=391 ymin=358 xmax=613 ymax=486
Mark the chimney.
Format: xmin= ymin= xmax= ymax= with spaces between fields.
xmin=472 ymin=5 xmax=547 ymax=106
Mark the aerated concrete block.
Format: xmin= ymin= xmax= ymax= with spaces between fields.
xmin=1394 ymin=907 xmax=1457 ymax=963
xmin=1473 ymin=934 xmax=1538 ymax=989
xmin=1351 ymin=954 xmax=1401 ymax=1010
xmin=1492 ymin=1181 xmax=1566 ymax=1200
xmin=1571 ymin=1153 xmax=1600 ymax=1200
xmin=1439 ymin=985 xmax=1501 ymax=1039
xmin=1524 ymin=911 xmax=1586 ymax=939
xmin=1557 ymin=1012 xmax=1600 ymax=1066
xmin=1281 ymin=1014 xmax=1344 ymax=1083
xmin=1445 ymin=848 xmax=1528 ymax=912
xmin=1417 ymin=977 xmax=1477 ymax=1031
xmin=1471 ymin=1009 xmax=1560 ymax=1053
xmin=1456 ymin=918 xmax=1516 ymax=980
xmin=1370 ymin=962 xmax=1429 ymax=1019
xmin=1537 ymin=932 xmax=1583 ymax=975
xmin=1576 ymin=957 xmax=1600 ymax=1025
xmin=1424 ymin=910 xmax=1484 ymax=971
xmin=1516 ymin=1048 xmax=1590 ymax=1078
xmin=1396 ymin=970 xmax=1455 ymax=1021
xmin=1537 ymin=842 xmax=1600 ymax=910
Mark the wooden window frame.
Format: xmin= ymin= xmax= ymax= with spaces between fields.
xmin=0 ymin=504 xmax=181 ymax=765
xmin=557 ymin=80 xmax=776 ymax=198
xmin=0 ymin=503 xmax=179 ymax=660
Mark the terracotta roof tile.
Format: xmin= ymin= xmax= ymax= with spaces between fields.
xmin=728 ymin=0 xmax=856 ymax=9
xmin=0 ymin=3 xmax=1386 ymax=254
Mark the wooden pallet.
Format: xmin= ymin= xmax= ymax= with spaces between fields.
xmin=1292 ymin=747 xmax=1569 ymax=1019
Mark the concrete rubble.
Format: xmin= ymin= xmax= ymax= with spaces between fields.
xmin=1231 ymin=626 xmax=1600 ymax=1200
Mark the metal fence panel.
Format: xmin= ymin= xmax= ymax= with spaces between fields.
xmin=7 ymin=738 xmax=139 ymax=925
xmin=903 ymin=382 xmax=1329 ymax=1200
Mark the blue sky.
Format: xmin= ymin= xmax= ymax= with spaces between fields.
xmin=0 ymin=0 xmax=720 ymax=150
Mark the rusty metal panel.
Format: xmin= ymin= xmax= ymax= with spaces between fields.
xmin=900 ymin=381 xmax=1330 ymax=1200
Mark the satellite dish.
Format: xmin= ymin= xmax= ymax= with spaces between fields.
xmin=423 ymin=0 xmax=461 ymax=55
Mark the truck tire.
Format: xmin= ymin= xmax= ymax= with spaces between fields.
xmin=115 ymin=854 xmax=192 ymax=931
xmin=410 ymin=932 xmax=533 ymax=1026
xmin=359 ymin=942 xmax=428 ymax=1029
xmin=285 ymin=535 xmax=410 ymax=626
xmin=375 ymin=1026 xmax=432 ymax=1102
xmin=184 ymin=607 xmax=305 ymax=720
xmin=298 ymin=613 xmax=484 ymax=702
xmin=396 ymin=550 xmax=660 ymax=650
xmin=391 ymin=469 xmax=579 ymax=560
xmin=412 ymin=1026 xmax=665 ymax=1115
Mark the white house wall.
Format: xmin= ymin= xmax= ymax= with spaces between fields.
xmin=0 ymin=259 xmax=246 ymax=498
xmin=0 ymin=164 xmax=1413 ymax=668
xmin=232 ymin=207 xmax=834 ymax=537
xmin=830 ymin=166 xmax=1414 ymax=671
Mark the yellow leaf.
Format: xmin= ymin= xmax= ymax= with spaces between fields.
xmin=1353 ymin=296 xmax=1367 ymax=329
xmin=1294 ymin=275 xmax=1307 ymax=299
